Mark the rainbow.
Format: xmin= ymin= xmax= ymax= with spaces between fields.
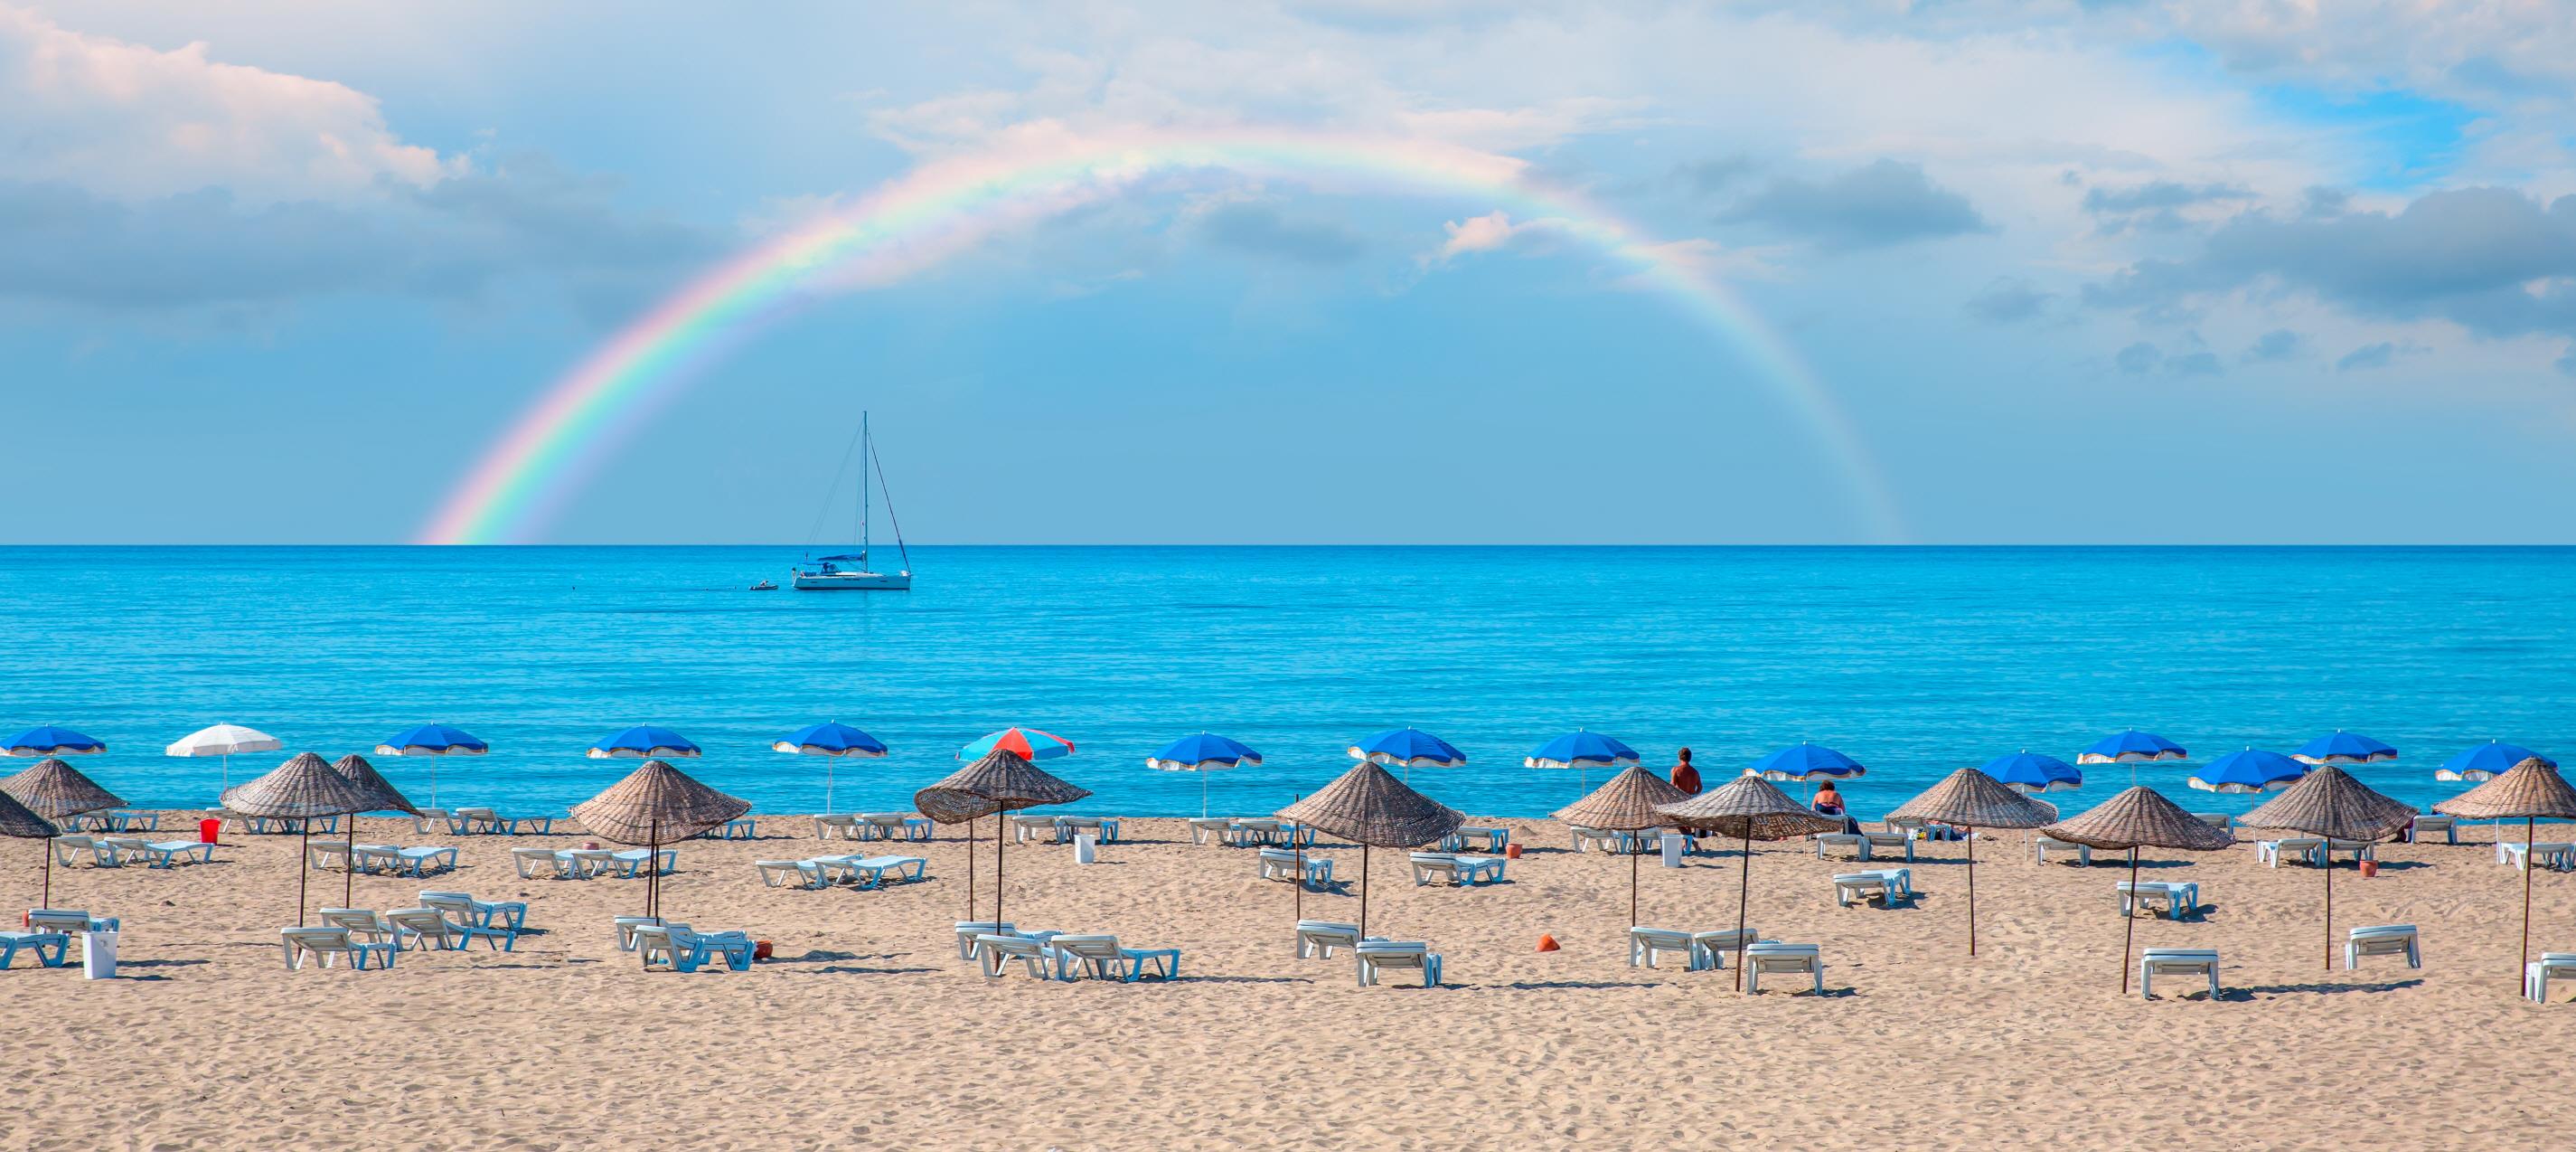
xmin=418 ymin=127 xmax=1904 ymax=544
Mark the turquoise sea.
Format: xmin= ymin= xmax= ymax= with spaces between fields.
xmin=2 ymin=546 xmax=2568 ymax=821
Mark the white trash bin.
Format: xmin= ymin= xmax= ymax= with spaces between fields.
xmin=81 ymin=930 xmax=118 ymax=979
xmin=1074 ymin=834 xmax=1097 ymax=865
xmin=1660 ymin=833 xmax=1687 ymax=868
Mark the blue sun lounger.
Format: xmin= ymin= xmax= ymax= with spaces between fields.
xmin=609 ymin=848 xmax=676 ymax=877
xmin=136 ymin=841 xmax=219 ymax=868
xmin=635 ymin=924 xmax=753 ymax=973
xmin=845 ymin=855 xmax=928 ymax=889
xmin=0 ymin=930 xmax=71 ymax=969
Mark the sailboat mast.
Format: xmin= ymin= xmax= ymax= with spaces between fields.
xmin=860 ymin=411 xmax=871 ymax=568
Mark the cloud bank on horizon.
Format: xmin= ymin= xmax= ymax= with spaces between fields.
xmin=4 ymin=0 xmax=2575 ymax=544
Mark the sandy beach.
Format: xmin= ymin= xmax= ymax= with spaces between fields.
xmin=14 ymin=813 xmax=2574 ymax=1148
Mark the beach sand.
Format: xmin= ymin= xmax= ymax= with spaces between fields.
xmin=16 ymin=815 xmax=2576 ymax=1149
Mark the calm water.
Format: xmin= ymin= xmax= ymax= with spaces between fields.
xmin=2 ymin=547 xmax=2569 ymax=821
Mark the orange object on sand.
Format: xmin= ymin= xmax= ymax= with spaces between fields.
xmin=753 ymin=940 xmax=774 ymax=960
xmin=1537 ymin=933 xmax=1560 ymax=952
xmin=1504 ymin=843 xmax=1523 ymax=860
xmin=2358 ymin=860 xmax=2380 ymax=878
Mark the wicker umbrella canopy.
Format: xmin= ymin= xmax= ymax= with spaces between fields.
xmin=2436 ymin=758 xmax=2576 ymax=992
xmin=330 ymin=754 xmax=418 ymax=817
xmin=220 ymin=751 xmax=380 ymax=928
xmin=1276 ymin=760 xmax=1463 ymax=940
xmin=2041 ymin=786 xmax=2235 ymax=992
xmin=1888 ymin=768 xmax=2056 ymax=958
xmin=1555 ymin=766 xmax=1690 ymax=929
xmin=1656 ymin=773 xmax=1845 ymax=988
xmin=0 ymin=789 xmax=58 ymax=840
xmin=573 ymin=759 xmax=752 ymax=927
xmin=2240 ymin=764 xmax=2418 ymax=973
xmin=914 ymin=749 xmax=1092 ymax=928
xmin=2 ymin=757 xmax=125 ymax=820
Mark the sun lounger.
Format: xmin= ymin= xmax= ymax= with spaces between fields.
xmin=2034 ymin=836 xmax=2094 ymax=865
xmin=1408 ymin=852 xmax=1506 ymax=886
xmin=1058 ymin=816 xmax=1121 ymax=844
xmin=1224 ymin=818 xmax=1286 ymax=847
xmin=51 ymin=836 xmax=124 ymax=868
xmin=2118 ymin=881 xmax=2200 ymax=921
xmin=608 ymin=847 xmax=675 ymax=877
xmin=1691 ymin=929 xmax=1759 ymax=968
xmin=1353 ymin=940 xmax=1440 ymax=987
xmin=2256 ymin=837 xmax=2327 ymax=867
xmin=614 ymin=916 xmax=667 ymax=952
xmin=512 ymin=847 xmax=565 ymax=878
xmin=318 ymin=907 xmax=395 ymax=943
xmin=1295 ymin=920 xmax=1361 ymax=959
xmin=501 ymin=813 xmax=556 ymax=836
xmin=756 ymin=859 xmax=828 ymax=889
xmin=1744 ymin=942 xmax=1826 ymax=995
xmin=280 ymin=926 xmax=394 ymax=970
xmin=418 ymin=890 xmax=527 ymax=933
xmin=2526 ymin=953 xmax=2576 ymax=1002
xmin=384 ymin=907 xmax=510 ymax=951
xmin=559 ymin=848 xmax=618 ymax=877
xmin=841 ymin=855 xmax=928 ymax=889
xmin=1050 ymin=934 xmax=1181 ymax=981
xmin=410 ymin=808 xmax=451 ymax=835
xmin=1629 ymin=927 xmax=1713 ymax=971
xmin=26 ymin=910 xmax=119 ymax=935
xmin=813 ymin=814 xmax=862 ymax=840
xmin=975 ymin=933 xmax=1060 ymax=979
xmin=0 ymin=930 xmax=72 ymax=969
xmin=2139 ymin=948 xmax=2220 ymax=999
xmin=1833 ymin=872 xmax=1906 ymax=908
xmin=2496 ymin=842 xmax=2576 ymax=871
xmin=2406 ymin=815 xmax=2458 ymax=845
xmin=352 ymin=845 xmax=457 ymax=877
xmin=954 ymin=921 xmax=1017 ymax=960
xmin=858 ymin=813 xmax=935 ymax=841
xmin=2189 ymin=811 xmax=2233 ymax=830
xmin=1257 ymin=847 xmax=1333 ymax=888
xmin=1010 ymin=815 xmax=1062 ymax=844
xmin=1441 ymin=826 xmax=1509 ymax=853
xmin=447 ymin=807 xmax=503 ymax=835
xmin=1188 ymin=817 xmax=1237 ymax=845
xmin=132 ymin=840 xmax=217 ymax=868
xmin=1860 ymin=832 xmax=1916 ymax=862
xmin=703 ymin=817 xmax=756 ymax=840
xmin=2324 ymin=838 xmax=2378 ymax=865
xmin=1813 ymin=833 xmax=1869 ymax=861
xmin=1571 ymin=825 xmax=1653 ymax=854
xmin=101 ymin=810 xmax=158 ymax=832
xmin=636 ymin=924 xmax=753 ymax=973
xmin=2346 ymin=924 xmax=2419 ymax=970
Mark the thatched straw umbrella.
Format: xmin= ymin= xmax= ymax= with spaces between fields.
xmin=222 ymin=752 xmax=381 ymax=927
xmin=914 ymin=750 xmax=1091 ymax=928
xmin=1657 ymin=772 xmax=1844 ymax=987
xmin=1887 ymin=768 xmax=2058 ymax=957
xmin=2240 ymin=764 xmax=2417 ymax=972
xmin=3 ymin=757 xmax=123 ymax=907
xmin=1554 ymin=766 xmax=1688 ymax=928
xmin=1276 ymin=760 xmax=1462 ymax=940
xmin=571 ymin=759 xmax=749 ymax=926
xmin=0 ymin=789 xmax=59 ymax=915
xmin=330 ymin=754 xmax=418 ymax=910
xmin=2435 ymin=757 xmax=2576 ymax=991
xmin=2039 ymin=786 xmax=2235 ymax=992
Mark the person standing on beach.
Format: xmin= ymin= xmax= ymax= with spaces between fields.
xmin=1669 ymin=747 xmax=1701 ymax=795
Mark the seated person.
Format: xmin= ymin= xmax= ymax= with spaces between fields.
xmin=1812 ymin=782 xmax=1864 ymax=836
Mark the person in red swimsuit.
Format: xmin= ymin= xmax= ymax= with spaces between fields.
xmin=1669 ymin=747 xmax=1702 ymax=795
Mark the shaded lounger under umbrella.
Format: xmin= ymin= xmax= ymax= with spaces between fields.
xmin=374 ymin=723 xmax=488 ymax=808
xmin=1276 ymin=760 xmax=1462 ymax=940
xmin=222 ymin=752 xmax=379 ymax=927
xmin=1145 ymin=732 xmax=1262 ymax=818
xmin=570 ymin=759 xmax=749 ymax=928
xmin=4 ymin=725 xmax=108 ymax=758
xmin=1527 ymin=729 xmax=1641 ymax=799
xmin=330 ymin=754 xmax=419 ymax=910
xmin=2240 ymin=764 xmax=2417 ymax=972
xmin=773 ymin=722 xmax=888 ymax=815
xmin=2038 ymin=786 xmax=2234 ymax=992
xmin=2 ymin=757 xmax=124 ymax=908
xmin=1887 ymin=767 xmax=2057 ymax=957
xmin=168 ymin=722 xmax=282 ymax=794
xmin=1658 ymin=773 xmax=1844 ymax=988
xmin=915 ymin=749 xmax=1090 ymax=928
xmin=2435 ymin=757 xmax=2576 ymax=992
xmin=0 ymin=790 xmax=58 ymax=915
xmin=1554 ymin=766 xmax=1687 ymax=928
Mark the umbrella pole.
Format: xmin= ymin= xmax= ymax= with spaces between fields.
xmin=1359 ymin=846 xmax=1370 ymax=940
xmin=2524 ymin=815 xmax=2536 ymax=994
xmin=1967 ymin=826 xmax=1979 ymax=958
xmin=1734 ymin=828 xmax=1753 ymax=990
xmin=1631 ymin=848 xmax=1640 ymax=929
xmin=1201 ymin=770 xmax=1209 ymax=819
xmin=965 ymin=817 xmax=976 ymax=920
xmin=296 ymin=826 xmax=311 ymax=927
xmin=994 ymin=816 xmax=1005 ymax=929
xmin=649 ymin=819 xmax=662 ymax=925
xmin=2121 ymin=847 xmax=2139 ymax=994
xmin=2321 ymin=845 xmax=2332 ymax=973
xmin=345 ymin=826 xmax=357 ymax=910
xmin=826 ymin=761 xmax=836 ymax=815
xmin=42 ymin=838 xmax=52 ymax=908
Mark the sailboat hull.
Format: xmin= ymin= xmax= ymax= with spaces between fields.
xmin=792 ymin=571 xmax=911 ymax=591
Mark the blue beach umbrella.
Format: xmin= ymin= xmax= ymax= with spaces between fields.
xmin=374 ymin=723 xmax=488 ymax=807
xmin=1524 ymin=729 xmax=1641 ymax=796
xmin=2291 ymin=731 xmax=2398 ymax=766
xmin=2076 ymin=730 xmax=2187 ymax=764
xmin=960 ymin=728 xmax=1075 ymax=762
xmin=2435 ymin=740 xmax=2555 ymax=783
xmin=1752 ymin=741 xmax=1865 ymax=805
xmin=2188 ymin=748 xmax=2308 ymax=794
xmin=588 ymin=725 xmax=700 ymax=760
xmin=1144 ymin=732 xmax=1264 ymax=817
xmin=3 ymin=725 xmax=107 ymax=757
xmin=1982 ymin=750 xmax=2082 ymax=795
xmin=1349 ymin=727 xmax=1465 ymax=784
xmin=773 ymin=722 xmax=888 ymax=815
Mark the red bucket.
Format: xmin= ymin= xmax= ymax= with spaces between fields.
xmin=2358 ymin=860 xmax=2380 ymax=878
xmin=1504 ymin=843 xmax=1524 ymax=860
xmin=753 ymin=940 xmax=774 ymax=961
xmin=198 ymin=817 xmax=221 ymax=845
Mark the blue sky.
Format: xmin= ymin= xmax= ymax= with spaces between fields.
xmin=5 ymin=1 xmax=2576 ymax=544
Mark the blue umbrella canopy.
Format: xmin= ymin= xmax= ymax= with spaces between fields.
xmin=773 ymin=722 xmax=888 ymax=758
xmin=2189 ymin=748 xmax=2308 ymax=794
xmin=3 ymin=725 xmax=106 ymax=757
xmin=374 ymin=723 xmax=488 ymax=757
xmin=1348 ymin=728 xmax=1467 ymax=768
xmin=1983 ymin=750 xmax=2082 ymax=794
xmin=2076 ymin=730 xmax=2186 ymax=765
xmin=2292 ymin=731 xmax=2397 ymax=766
xmin=588 ymin=725 xmax=700 ymax=759
xmin=2436 ymin=739 xmax=2555 ymax=783
xmin=1144 ymin=732 xmax=1262 ymax=771
xmin=1750 ymin=741 xmax=1865 ymax=782
xmin=1524 ymin=730 xmax=1641 ymax=770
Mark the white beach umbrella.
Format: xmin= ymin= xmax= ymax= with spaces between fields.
xmin=166 ymin=722 xmax=283 ymax=792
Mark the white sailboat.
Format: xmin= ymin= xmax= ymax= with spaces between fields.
xmin=794 ymin=413 xmax=912 ymax=591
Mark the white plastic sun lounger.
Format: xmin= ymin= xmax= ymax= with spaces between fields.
xmin=1860 ymin=832 xmax=1916 ymax=862
xmin=1010 ymin=816 xmax=1061 ymax=844
xmin=954 ymin=921 xmax=1015 ymax=960
xmin=2497 ymin=842 xmax=2576 ymax=871
xmin=1744 ymin=942 xmax=1825 ymax=995
xmin=1057 ymin=817 xmax=1120 ymax=844
xmin=2188 ymin=812 xmax=2233 ymax=830
xmin=844 ymin=855 xmax=928 ymax=889
xmin=2034 ymin=836 xmax=2094 ymax=865
xmin=418 ymin=891 xmax=527 ymax=934
xmin=2526 ymin=953 xmax=2576 ymax=1002
xmin=813 ymin=814 xmax=863 ymax=840
xmin=1188 ymin=817 xmax=1237 ymax=845
xmin=384 ymin=906 xmax=512 ymax=952
xmin=2117 ymin=881 xmax=2201 ymax=921
xmin=1354 ymin=940 xmax=1440 ymax=987
xmin=635 ymin=924 xmax=752 ymax=972
xmin=1049 ymin=933 xmax=1180 ymax=981
xmin=1257 ymin=847 xmax=1333 ymax=888
xmin=2405 ymin=815 xmax=2458 ymax=845
xmin=756 ymin=859 xmax=823 ymax=888
xmin=448 ymin=807 xmax=507 ymax=836
xmin=608 ymin=847 xmax=675 ymax=877
xmin=2345 ymin=924 xmax=2420 ymax=970
xmin=0 ymin=930 xmax=71 ymax=969
xmin=51 ymin=836 xmax=124 ymax=868
xmin=614 ymin=916 xmax=667 ymax=952
xmin=306 ymin=842 xmax=356 ymax=872
xmin=2139 ymin=948 xmax=2220 ymax=1000
xmin=975 ymin=933 xmax=1061 ymax=980
xmin=1295 ymin=920 xmax=1362 ymax=959
xmin=318 ymin=908 xmax=393 ymax=944
xmin=1628 ymin=927 xmax=1713 ymax=971
xmin=859 ymin=813 xmax=935 ymax=841
xmin=2256 ymin=837 xmax=2327 ymax=867
xmin=1440 ymin=826 xmax=1509 ymax=853
xmin=386 ymin=846 xmax=458 ymax=876
xmin=280 ymin=926 xmax=394 ymax=970
xmin=25 ymin=909 xmax=118 ymax=935
xmin=409 ymin=808 xmax=451 ymax=835
xmin=1813 ymin=833 xmax=1869 ymax=861
xmin=1833 ymin=873 xmax=1903 ymax=908
xmin=134 ymin=840 xmax=217 ymax=868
